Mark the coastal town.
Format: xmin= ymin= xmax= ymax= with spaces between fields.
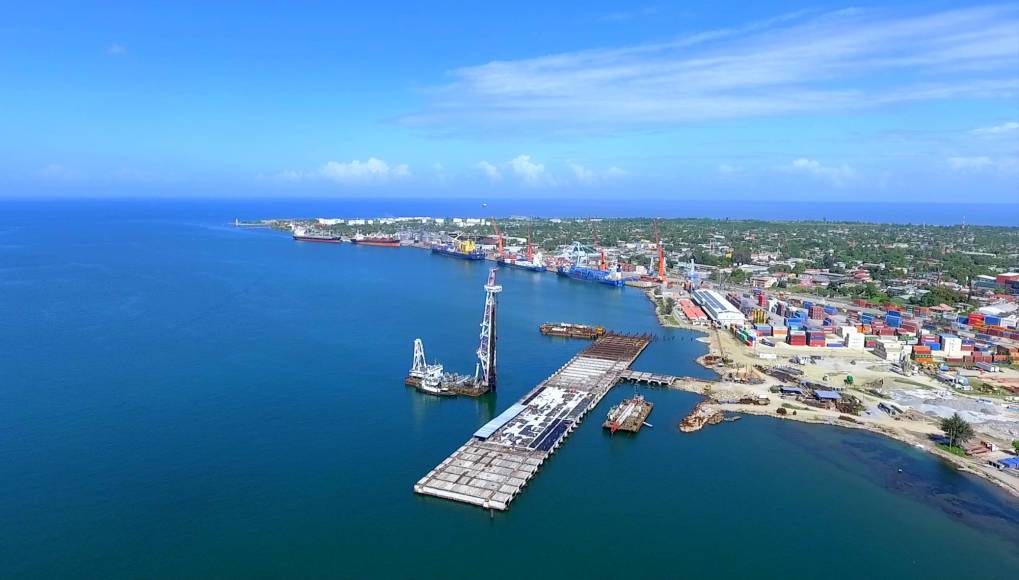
xmin=258 ymin=215 xmax=1019 ymax=498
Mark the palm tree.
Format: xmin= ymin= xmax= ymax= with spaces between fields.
xmin=939 ymin=413 xmax=974 ymax=449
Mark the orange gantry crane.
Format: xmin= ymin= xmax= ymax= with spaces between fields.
xmin=490 ymin=217 xmax=504 ymax=259
xmin=654 ymin=219 xmax=666 ymax=283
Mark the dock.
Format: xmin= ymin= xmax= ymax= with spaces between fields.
xmin=414 ymin=333 xmax=651 ymax=511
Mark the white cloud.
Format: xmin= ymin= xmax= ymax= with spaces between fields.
xmin=405 ymin=6 xmax=1019 ymax=134
xmin=947 ymin=156 xmax=993 ymax=171
xmin=568 ymin=163 xmax=596 ymax=184
xmin=788 ymin=158 xmax=856 ymax=186
xmin=280 ymin=158 xmax=410 ymax=184
xmin=318 ymin=158 xmax=409 ymax=183
xmin=476 ymin=161 xmax=502 ymax=182
xmin=973 ymin=121 xmax=1019 ymax=136
xmin=718 ymin=163 xmax=743 ymax=175
xmin=107 ymin=43 xmax=127 ymax=56
xmin=509 ymin=155 xmax=549 ymax=186
xmin=568 ymin=163 xmax=628 ymax=184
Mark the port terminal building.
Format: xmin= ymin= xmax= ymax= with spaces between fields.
xmin=692 ymin=289 xmax=746 ymax=327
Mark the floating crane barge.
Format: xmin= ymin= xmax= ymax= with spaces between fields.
xmin=414 ymin=332 xmax=651 ymax=511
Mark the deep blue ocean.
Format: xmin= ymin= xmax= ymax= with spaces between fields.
xmin=1 ymin=200 xmax=1018 ymax=578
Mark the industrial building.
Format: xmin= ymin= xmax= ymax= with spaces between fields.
xmin=692 ymin=289 xmax=747 ymax=327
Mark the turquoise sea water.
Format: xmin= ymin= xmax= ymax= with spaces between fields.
xmin=1 ymin=201 xmax=1018 ymax=578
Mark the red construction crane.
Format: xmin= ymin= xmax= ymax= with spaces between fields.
xmin=490 ymin=217 xmax=504 ymax=259
xmin=654 ymin=219 xmax=666 ymax=283
xmin=526 ymin=228 xmax=535 ymax=261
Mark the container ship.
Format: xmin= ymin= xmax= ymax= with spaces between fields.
xmin=556 ymin=265 xmax=626 ymax=287
xmin=497 ymin=256 xmax=545 ymax=272
xmin=431 ymin=238 xmax=485 ymax=260
xmin=292 ymin=227 xmax=343 ymax=243
xmin=351 ymin=232 xmax=400 ymax=247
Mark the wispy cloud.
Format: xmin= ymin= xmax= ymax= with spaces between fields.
xmin=281 ymin=158 xmax=410 ymax=184
xmin=598 ymin=6 xmax=660 ymax=22
xmin=787 ymin=158 xmax=856 ymax=186
xmin=973 ymin=121 xmax=1019 ymax=136
xmin=39 ymin=164 xmax=82 ymax=182
xmin=107 ymin=43 xmax=127 ymax=56
xmin=946 ymin=156 xmax=1017 ymax=174
xmin=404 ymin=6 xmax=1019 ymax=134
xmin=947 ymin=156 xmax=992 ymax=170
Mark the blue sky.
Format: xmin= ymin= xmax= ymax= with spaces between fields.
xmin=1 ymin=1 xmax=1017 ymax=201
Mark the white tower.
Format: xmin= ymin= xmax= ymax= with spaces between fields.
xmin=474 ymin=268 xmax=502 ymax=390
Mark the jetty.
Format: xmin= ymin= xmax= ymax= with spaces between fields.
xmin=414 ymin=333 xmax=651 ymax=511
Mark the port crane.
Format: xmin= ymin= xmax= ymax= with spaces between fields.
xmin=490 ymin=217 xmax=504 ymax=259
xmin=653 ymin=219 xmax=666 ymax=283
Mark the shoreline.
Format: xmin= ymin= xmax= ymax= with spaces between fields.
xmin=642 ymin=288 xmax=1019 ymax=501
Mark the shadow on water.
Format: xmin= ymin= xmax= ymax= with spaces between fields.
xmin=776 ymin=420 xmax=1019 ymax=547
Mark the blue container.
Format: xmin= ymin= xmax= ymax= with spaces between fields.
xmin=930 ymin=343 xmax=941 ymax=350
xmin=886 ymin=317 xmax=901 ymax=328
xmin=823 ymin=306 xmax=837 ymax=315
xmin=986 ymin=316 xmax=1002 ymax=326
xmin=803 ymin=301 xmax=814 ymax=309
xmin=958 ymin=316 xmax=969 ymax=324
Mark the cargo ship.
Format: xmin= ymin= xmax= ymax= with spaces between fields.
xmin=431 ymin=238 xmax=485 ymax=260
xmin=351 ymin=232 xmax=400 ymax=247
xmin=497 ymin=256 xmax=545 ymax=272
xmin=292 ymin=227 xmax=343 ymax=243
xmin=556 ymin=265 xmax=625 ymax=287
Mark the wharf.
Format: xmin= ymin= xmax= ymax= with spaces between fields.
xmin=414 ymin=333 xmax=651 ymax=511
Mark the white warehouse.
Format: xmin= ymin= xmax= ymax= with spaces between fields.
xmin=692 ymin=289 xmax=746 ymax=327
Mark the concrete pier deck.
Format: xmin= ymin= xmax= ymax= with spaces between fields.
xmin=414 ymin=333 xmax=650 ymax=511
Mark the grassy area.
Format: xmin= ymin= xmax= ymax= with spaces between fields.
xmin=936 ymin=443 xmax=967 ymax=457
xmin=781 ymin=402 xmax=808 ymax=411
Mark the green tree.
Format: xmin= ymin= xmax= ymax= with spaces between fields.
xmin=1013 ymin=440 xmax=1019 ymax=454
xmin=939 ymin=413 xmax=974 ymax=449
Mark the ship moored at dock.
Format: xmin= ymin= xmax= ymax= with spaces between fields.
xmin=603 ymin=394 xmax=653 ymax=433
xmin=291 ymin=226 xmax=343 ymax=243
xmin=350 ymin=232 xmax=400 ymax=247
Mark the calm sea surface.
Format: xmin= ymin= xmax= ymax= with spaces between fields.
xmin=1 ymin=201 xmax=1017 ymax=578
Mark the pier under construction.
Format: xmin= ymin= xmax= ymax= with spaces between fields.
xmin=414 ymin=332 xmax=651 ymax=511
